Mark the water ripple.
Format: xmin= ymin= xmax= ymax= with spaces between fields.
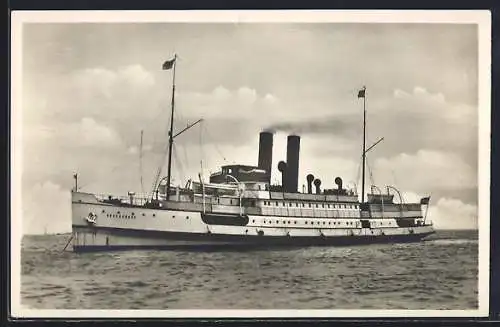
xmin=21 ymin=230 xmax=478 ymax=310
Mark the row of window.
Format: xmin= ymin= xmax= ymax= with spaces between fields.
xmin=262 ymin=201 xmax=358 ymax=209
xmin=106 ymin=213 xmax=136 ymax=219
xmin=102 ymin=209 xmax=154 ymax=219
xmin=250 ymin=218 xmax=394 ymax=227
xmin=104 ymin=210 xmax=192 ymax=220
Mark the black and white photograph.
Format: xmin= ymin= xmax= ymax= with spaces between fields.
xmin=11 ymin=10 xmax=490 ymax=318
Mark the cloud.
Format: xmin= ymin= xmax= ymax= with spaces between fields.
xmin=72 ymin=65 xmax=155 ymax=99
xmin=373 ymin=188 xmax=477 ymax=230
xmin=128 ymin=146 xmax=139 ymax=155
xmin=373 ymin=149 xmax=476 ymax=193
xmin=25 ymin=117 xmax=123 ymax=149
xmin=427 ymin=197 xmax=478 ymax=230
xmin=70 ymin=117 xmax=123 ymax=148
xmin=268 ymin=85 xmax=475 ymax=149
xmin=22 ymin=181 xmax=71 ymax=235
xmin=391 ymin=86 xmax=473 ymax=122
xmin=390 ymin=191 xmax=477 ymax=230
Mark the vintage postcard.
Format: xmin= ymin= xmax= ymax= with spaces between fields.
xmin=10 ymin=10 xmax=491 ymax=318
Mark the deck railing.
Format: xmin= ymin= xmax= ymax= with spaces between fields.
xmin=94 ymin=193 xmax=158 ymax=207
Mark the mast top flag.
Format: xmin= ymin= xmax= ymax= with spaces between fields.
xmin=358 ymin=86 xmax=366 ymax=98
xmin=162 ymin=55 xmax=177 ymax=70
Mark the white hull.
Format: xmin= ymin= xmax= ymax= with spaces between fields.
xmin=71 ymin=192 xmax=435 ymax=252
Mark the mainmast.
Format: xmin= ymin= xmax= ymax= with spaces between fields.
xmin=164 ymin=54 xmax=177 ymax=197
xmin=358 ymin=86 xmax=367 ymax=203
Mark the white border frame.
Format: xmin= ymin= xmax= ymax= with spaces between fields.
xmin=10 ymin=10 xmax=491 ymax=318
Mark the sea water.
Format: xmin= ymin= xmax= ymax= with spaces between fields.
xmin=20 ymin=230 xmax=478 ymax=310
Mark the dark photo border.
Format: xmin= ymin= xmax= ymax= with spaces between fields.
xmin=5 ymin=1 xmax=499 ymax=326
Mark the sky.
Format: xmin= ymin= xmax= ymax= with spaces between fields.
xmin=18 ymin=21 xmax=481 ymax=234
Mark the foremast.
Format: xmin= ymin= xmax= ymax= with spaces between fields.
xmin=152 ymin=54 xmax=203 ymax=200
xmin=165 ymin=54 xmax=177 ymax=196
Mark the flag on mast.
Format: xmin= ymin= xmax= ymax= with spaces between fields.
xmin=358 ymin=87 xmax=366 ymax=98
xmin=162 ymin=56 xmax=176 ymax=70
xmin=420 ymin=196 xmax=430 ymax=205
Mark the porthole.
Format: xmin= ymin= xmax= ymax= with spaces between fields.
xmin=305 ymin=221 xmax=308 ymax=224
xmin=323 ymin=221 xmax=326 ymax=225
xmin=276 ymin=220 xmax=279 ymax=223
xmin=322 ymin=204 xmax=324 ymax=208
xmin=102 ymin=210 xmax=105 ymax=213
xmin=294 ymin=221 xmax=297 ymax=224
xmin=142 ymin=213 xmax=145 ymax=216
xmin=186 ymin=216 xmax=189 ymax=219
xmin=308 ymin=204 xmax=311 ymax=208
xmin=316 ymin=204 xmax=319 ymax=208
xmin=252 ymin=219 xmax=255 ymax=223
xmin=328 ymin=222 xmax=331 ymax=225
xmin=153 ymin=214 xmax=156 ymax=217
xmin=173 ymin=215 xmax=175 ymax=218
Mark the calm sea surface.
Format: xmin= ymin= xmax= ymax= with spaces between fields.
xmin=21 ymin=230 xmax=478 ymax=310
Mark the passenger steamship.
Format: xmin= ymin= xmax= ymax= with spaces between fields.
xmin=69 ymin=55 xmax=435 ymax=252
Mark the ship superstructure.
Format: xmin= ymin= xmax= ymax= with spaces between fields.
xmin=70 ymin=56 xmax=434 ymax=252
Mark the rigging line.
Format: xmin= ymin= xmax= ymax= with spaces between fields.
xmin=199 ymin=119 xmax=204 ymax=176
xmin=365 ymin=156 xmax=373 ymax=185
xmin=391 ymin=169 xmax=398 ymax=188
xmin=150 ymin=103 xmax=169 ymax=149
xmin=181 ymin=141 xmax=189 ymax=175
xmin=140 ymin=130 xmax=144 ymax=196
xmin=356 ymin=163 xmax=361 ymax=193
xmin=202 ymin=124 xmax=227 ymax=162
xmin=173 ymin=143 xmax=186 ymax=186
xmin=149 ymin=141 xmax=170 ymax=200
xmin=366 ymin=156 xmax=375 ymax=187
xmin=175 ymin=141 xmax=188 ymax=182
